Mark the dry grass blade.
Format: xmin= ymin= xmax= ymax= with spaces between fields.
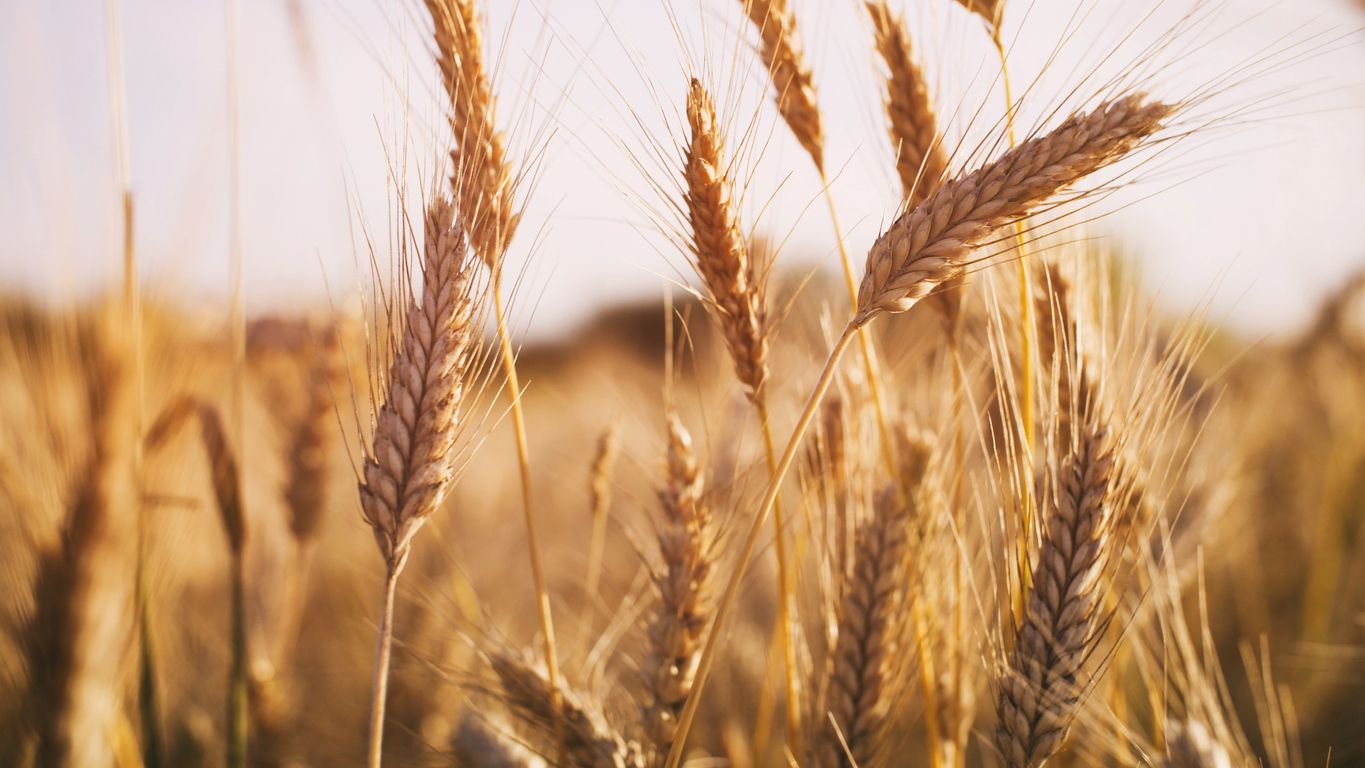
xmin=642 ymin=414 xmax=716 ymax=758
xmin=740 ymin=0 xmax=824 ymax=169
xmin=817 ymin=487 xmax=914 ymax=768
xmin=856 ymin=95 xmax=1173 ymax=324
xmin=683 ymin=79 xmax=770 ymax=402
xmin=424 ymin=0 xmax=518 ymax=267
xmin=26 ymin=339 xmax=135 ymax=768
xmin=490 ymin=651 xmax=645 ymax=768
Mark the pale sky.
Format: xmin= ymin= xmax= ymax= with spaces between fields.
xmin=2 ymin=0 xmax=1363 ymax=340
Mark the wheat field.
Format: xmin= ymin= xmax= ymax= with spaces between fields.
xmin=2 ymin=0 xmax=1364 ymax=767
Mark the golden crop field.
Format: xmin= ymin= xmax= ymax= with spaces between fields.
xmin=2 ymin=1 xmax=1363 ymax=767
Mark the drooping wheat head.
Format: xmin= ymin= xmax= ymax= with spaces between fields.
xmin=856 ymin=95 xmax=1173 ymax=324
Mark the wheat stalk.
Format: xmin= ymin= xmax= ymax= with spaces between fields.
xmin=421 ymin=5 xmax=565 ymax=756
xmin=681 ymin=77 xmax=803 ymax=753
xmin=357 ymin=196 xmax=482 ymax=767
xmin=664 ymin=94 xmax=1169 ymax=768
xmin=642 ymin=414 xmax=716 ymax=760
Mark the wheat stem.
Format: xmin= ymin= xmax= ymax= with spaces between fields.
xmin=990 ymin=27 xmax=1038 ymax=629
xmin=756 ymin=396 xmax=801 ymax=756
xmin=492 ymin=274 xmax=567 ymax=765
xmin=665 ymin=323 xmax=859 ymax=768
xmin=228 ymin=550 xmax=249 ymax=768
xmin=817 ymin=174 xmax=901 ymax=486
xmin=365 ymin=563 xmax=401 ymax=768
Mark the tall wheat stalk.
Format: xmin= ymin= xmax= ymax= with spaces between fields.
xmin=865 ymin=5 xmax=961 ymax=762
xmin=27 ymin=336 xmax=135 ymax=768
xmin=678 ymin=77 xmax=802 ymax=754
xmin=356 ymin=197 xmax=483 ymax=767
xmin=665 ymin=94 xmax=1173 ymax=768
xmin=102 ymin=4 xmax=159 ymax=765
xmin=739 ymin=0 xmax=901 ymax=499
xmin=420 ymin=4 xmax=566 ymax=761
xmin=951 ymin=0 xmax=1040 ymax=623
xmin=144 ymin=397 xmax=250 ymax=767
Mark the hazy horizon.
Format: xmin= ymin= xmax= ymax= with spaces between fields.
xmin=3 ymin=0 xmax=1363 ymax=341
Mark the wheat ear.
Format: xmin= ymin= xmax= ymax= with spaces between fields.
xmin=867 ymin=1 xmax=948 ymax=208
xmin=451 ymin=714 xmax=546 ymax=768
xmin=583 ymin=423 xmax=621 ymax=606
xmin=664 ymin=95 xmax=1168 ymax=768
xmin=642 ymin=414 xmax=717 ymax=759
xmin=954 ymin=0 xmax=1005 ymax=31
xmin=817 ymin=487 xmax=917 ymax=768
xmin=27 ymin=341 xmax=134 ymax=768
xmin=865 ymin=0 xmax=964 ymax=333
xmin=490 ymin=651 xmax=645 ymax=768
xmin=683 ymin=79 xmax=771 ymax=402
xmin=856 ymin=95 xmax=1172 ymax=323
xmin=741 ymin=0 xmax=823 ymax=168
xmin=994 ymin=394 xmax=1115 ymax=767
xmin=422 ymin=5 xmax=565 ymax=756
xmin=424 ymin=0 xmax=518 ymax=266
xmin=358 ymin=196 xmax=481 ymax=768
